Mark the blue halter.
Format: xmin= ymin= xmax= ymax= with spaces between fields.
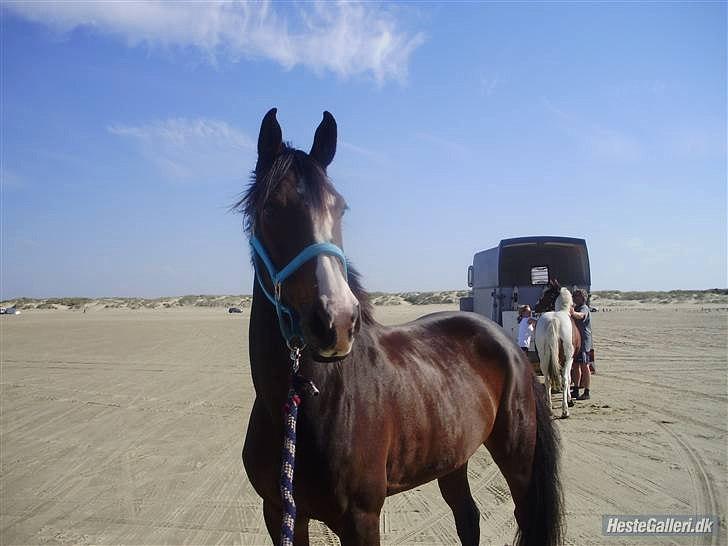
xmin=250 ymin=234 xmax=348 ymax=348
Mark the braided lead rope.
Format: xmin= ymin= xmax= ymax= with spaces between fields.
xmin=279 ymin=347 xmax=319 ymax=546
xmin=280 ymin=385 xmax=300 ymax=546
xmin=279 ymin=346 xmax=302 ymax=546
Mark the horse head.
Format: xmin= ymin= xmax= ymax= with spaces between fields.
xmin=534 ymin=278 xmax=561 ymax=313
xmin=242 ymin=108 xmax=360 ymax=360
xmin=553 ymin=287 xmax=573 ymax=312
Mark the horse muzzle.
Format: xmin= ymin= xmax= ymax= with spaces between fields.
xmin=305 ymin=295 xmax=361 ymax=361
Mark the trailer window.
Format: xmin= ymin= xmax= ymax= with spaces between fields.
xmin=531 ymin=266 xmax=549 ymax=285
xmin=499 ymin=241 xmax=590 ymax=287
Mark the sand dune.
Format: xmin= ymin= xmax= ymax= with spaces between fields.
xmin=3 ymin=289 xmax=726 ymax=311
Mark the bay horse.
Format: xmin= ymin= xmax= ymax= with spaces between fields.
xmin=237 ymin=108 xmax=564 ymax=545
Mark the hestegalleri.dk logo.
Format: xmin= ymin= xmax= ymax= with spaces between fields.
xmin=603 ymin=515 xmax=718 ymax=536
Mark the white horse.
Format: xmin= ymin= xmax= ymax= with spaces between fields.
xmin=535 ymin=287 xmax=574 ymax=418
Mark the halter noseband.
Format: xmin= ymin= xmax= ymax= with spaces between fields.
xmin=250 ymin=234 xmax=348 ymax=349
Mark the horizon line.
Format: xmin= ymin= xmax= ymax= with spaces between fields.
xmin=2 ymin=287 xmax=727 ymax=302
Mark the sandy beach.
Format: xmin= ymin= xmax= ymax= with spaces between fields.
xmin=1 ymin=304 xmax=726 ymax=545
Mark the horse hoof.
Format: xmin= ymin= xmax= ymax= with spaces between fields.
xmin=561 ymin=413 xmax=570 ymax=419
xmin=568 ymin=399 xmax=575 ymax=407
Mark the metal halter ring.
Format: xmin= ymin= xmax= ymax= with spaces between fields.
xmin=288 ymin=343 xmax=303 ymax=373
xmin=286 ymin=336 xmax=305 ymax=356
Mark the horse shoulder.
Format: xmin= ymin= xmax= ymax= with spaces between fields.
xmin=366 ymin=314 xmax=516 ymax=491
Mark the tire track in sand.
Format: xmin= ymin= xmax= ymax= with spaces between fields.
xmin=385 ymin=459 xmax=503 ymax=544
xmin=597 ymin=371 xmax=727 ymax=404
xmin=657 ymin=422 xmax=722 ymax=546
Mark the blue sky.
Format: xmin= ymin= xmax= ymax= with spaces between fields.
xmin=1 ymin=1 xmax=725 ymax=298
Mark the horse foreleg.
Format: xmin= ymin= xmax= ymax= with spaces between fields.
xmin=339 ymin=507 xmax=382 ymax=546
xmin=263 ymin=500 xmax=282 ymax=544
xmin=294 ymin=516 xmax=310 ymax=546
xmin=438 ymin=464 xmax=480 ymax=545
xmin=263 ymin=500 xmax=310 ymax=545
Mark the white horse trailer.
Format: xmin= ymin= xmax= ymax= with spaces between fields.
xmin=460 ymin=236 xmax=591 ymax=352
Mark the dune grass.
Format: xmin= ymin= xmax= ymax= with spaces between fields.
xmin=3 ymin=289 xmax=726 ymax=310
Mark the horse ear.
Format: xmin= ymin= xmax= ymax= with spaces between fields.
xmin=256 ymin=108 xmax=282 ymax=174
xmin=551 ymin=278 xmax=560 ymax=289
xmin=310 ymin=111 xmax=337 ymax=169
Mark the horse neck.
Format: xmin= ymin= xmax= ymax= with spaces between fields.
xmin=248 ymin=281 xmax=295 ymax=417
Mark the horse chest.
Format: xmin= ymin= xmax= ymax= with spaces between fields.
xmin=242 ymin=399 xmax=284 ymax=502
xmin=242 ymin=394 xmax=362 ymax=518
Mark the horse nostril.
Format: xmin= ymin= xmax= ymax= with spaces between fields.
xmin=310 ymin=301 xmax=336 ymax=348
xmin=317 ymin=301 xmax=333 ymax=329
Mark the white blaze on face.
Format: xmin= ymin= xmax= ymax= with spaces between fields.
xmin=316 ymin=255 xmax=358 ymax=349
xmin=313 ymin=191 xmax=358 ymax=355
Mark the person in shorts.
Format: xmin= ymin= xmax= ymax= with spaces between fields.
xmin=570 ymin=288 xmax=593 ymax=400
xmin=517 ymin=305 xmax=537 ymax=353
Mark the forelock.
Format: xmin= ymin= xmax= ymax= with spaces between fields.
xmin=234 ymin=147 xmax=333 ymax=233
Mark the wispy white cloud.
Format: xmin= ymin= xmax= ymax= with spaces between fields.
xmin=544 ymin=97 xmax=725 ymax=162
xmin=542 ymin=98 xmax=567 ymax=119
xmin=543 ymin=98 xmax=642 ymax=161
xmin=585 ymin=127 xmax=641 ymax=162
xmin=664 ymin=126 xmax=726 ymax=160
xmin=6 ymin=1 xmax=424 ymax=83
xmin=414 ymin=131 xmax=471 ymax=159
xmin=108 ymin=118 xmax=254 ymax=181
xmin=607 ymin=79 xmax=668 ymax=99
xmin=340 ymin=141 xmax=387 ymax=165
xmin=108 ymin=118 xmax=253 ymax=150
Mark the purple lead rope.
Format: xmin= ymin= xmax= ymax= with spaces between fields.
xmin=279 ymin=386 xmax=300 ymax=546
xmin=278 ymin=346 xmax=318 ymax=546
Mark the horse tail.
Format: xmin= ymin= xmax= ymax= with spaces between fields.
xmin=546 ymin=319 xmax=562 ymax=390
xmin=515 ymin=375 xmax=565 ymax=546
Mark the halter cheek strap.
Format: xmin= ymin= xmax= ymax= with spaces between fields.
xmin=251 ymin=234 xmax=345 ymax=546
xmin=250 ymin=235 xmax=348 ymax=348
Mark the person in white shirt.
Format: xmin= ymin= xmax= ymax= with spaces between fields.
xmin=517 ymin=305 xmax=537 ymax=352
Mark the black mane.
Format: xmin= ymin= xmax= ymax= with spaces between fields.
xmin=534 ymin=280 xmax=561 ymax=313
xmin=346 ymin=265 xmax=374 ymax=326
